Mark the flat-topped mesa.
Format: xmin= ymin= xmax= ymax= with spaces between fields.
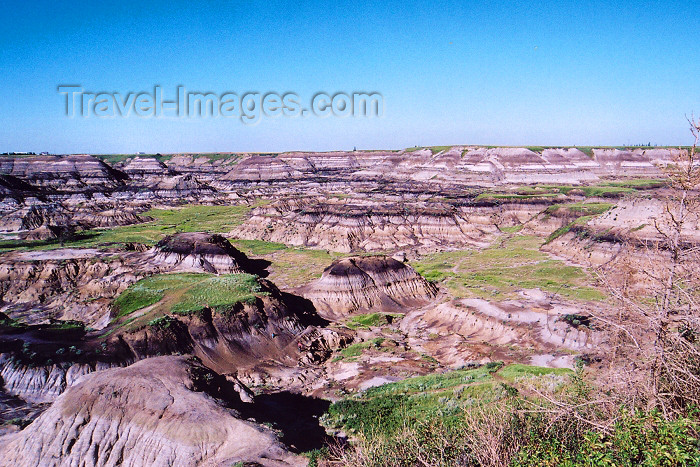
xmin=231 ymin=197 xmax=515 ymax=252
xmin=111 ymin=276 xmax=318 ymax=371
xmin=302 ymin=256 xmax=438 ymax=318
xmin=206 ymin=147 xmax=680 ymax=188
xmin=0 ymin=356 xmax=302 ymax=467
xmin=0 ymin=154 xmax=128 ymax=191
xmin=120 ymin=156 xmax=174 ymax=177
xmin=149 ymin=232 xmax=250 ymax=274
xmin=0 ymin=201 xmax=148 ymax=238
xmin=152 ymin=173 xmax=216 ymax=198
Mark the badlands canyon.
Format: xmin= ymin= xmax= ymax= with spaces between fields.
xmin=0 ymin=147 xmax=697 ymax=465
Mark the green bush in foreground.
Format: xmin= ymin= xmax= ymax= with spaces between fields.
xmin=514 ymin=409 xmax=700 ymax=467
xmin=326 ymin=364 xmax=700 ymax=466
xmin=334 ymin=406 xmax=699 ymax=467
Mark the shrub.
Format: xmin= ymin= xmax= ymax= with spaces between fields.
xmin=147 ymin=315 xmax=177 ymax=329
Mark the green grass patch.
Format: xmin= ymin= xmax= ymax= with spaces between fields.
xmin=139 ymin=205 xmax=251 ymax=233
xmin=113 ymin=280 xmax=168 ymax=317
xmin=147 ymin=315 xmax=178 ymax=329
xmin=231 ymin=239 xmax=288 ymax=255
xmin=534 ymin=184 xmax=635 ymax=198
xmin=475 ymin=192 xmax=560 ymax=201
xmin=576 ymin=147 xmax=595 ymax=158
xmin=428 ymin=145 xmax=451 ymax=154
xmin=532 ymin=179 xmax=664 ymax=198
xmin=545 ymin=202 xmax=613 ymax=216
xmin=498 ymin=364 xmax=572 ymax=381
xmin=323 ymin=363 xmax=564 ymax=438
xmin=500 ymin=225 xmax=524 ymax=233
xmin=262 ymin=247 xmax=349 ymax=287
xmin=344 ymin=312 xmax=403 ymax=330
xmin=413 ymin=235 xmax=605 ymax=301
xmin=599 ymin=178 xmax=666 ymax=189
xmin=526 ymin=146 xmax=546 ymax=153
xmin=109 ymin=273 xmax=266 ymax=332
xmin=364 ymin=364 xmax=501 ymax=398
xmin=93 ymin=153 xmax=169 ymax=164
xmin=1 ymin=204 xmax=252 ymax=252
xmin=334 ymin=338 xmax=387 ymax=361
xmin=545 ymin=215 xmax=596 ymax=244
xmin=169 ymin=274 xmax=264 ymax=314
xmin=404 ymin=146 xmax=452 ymax=154
xmin=579 ymin=185 xmax=636 ymax=197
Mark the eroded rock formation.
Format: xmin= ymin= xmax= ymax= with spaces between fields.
xmin=147 ymin=232 xmax=252 ymax=274
xmin=0 ymin=249 xmax=144 ymax=328
xmin=0 ymin=356 xmax=303 ymax=466
xmin=232 ymin=198 xmax=510 ymax=252
xmin=0 ymin=233 xmax=261 ymax=329
xmin=401 ymin=294 xmax=602 ymax=368
xmin=111 ymin=278 xmax=309 ymax=372
xmin=301 ymin=256 xmax=438 ymax=318
xmin=0 ymin=355 xmax=113 ymax=404
xmin=0 ymin=155 xmax=128 ymax=191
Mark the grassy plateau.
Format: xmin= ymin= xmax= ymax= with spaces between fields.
xmin=108 ymin=272 xmax=265 ymax=334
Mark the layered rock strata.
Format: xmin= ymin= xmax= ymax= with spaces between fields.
xmin=0 ymin=356 xmax=302 ymax=467
xmin=110 ymin=277 xmax=315 ymax=373
xmin=401 ymin=294 xmax=603 ymax=368
xmin=301 ymin=256 xmax=438 ymax=317
xmin=147 ymin=232 xmax=251 ymax=274
xmin=0 ymin=155 xmax=128 ymax=191
xmin=232 ymin=199 xmax=506 ymax=252
xmin=0 ymin=233 xmax=261 ymax=329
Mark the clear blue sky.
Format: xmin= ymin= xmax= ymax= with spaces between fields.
xmin=1 ymin=0 xmax=699 ymax=153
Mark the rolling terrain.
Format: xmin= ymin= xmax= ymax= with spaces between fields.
xmin=0 ymin=147 xmax=697 ymax=465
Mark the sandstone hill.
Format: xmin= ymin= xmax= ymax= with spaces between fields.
xmin=0 ymin=149 xmax=678 ymax=245
xmin=0 ymin=356 xmax=303 ymax=466
xmin=301 ymin=256 xmax=438 ymax=318
xmin=0 ymin=154 xmax=128 ymax=191
xmin=147 ymin=232 xmax=253 ymax=274
xmin=0 ymin=233 xmax=261 ymax=329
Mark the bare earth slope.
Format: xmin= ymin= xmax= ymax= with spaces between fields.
xmin=301 ymin=256 xmax=438 ymax=318
xmin=0 ymin=356 xmax=303 ymax=467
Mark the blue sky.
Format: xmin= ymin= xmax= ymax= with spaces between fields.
xmin=1 ymin=0 xmax=699 ymax=153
